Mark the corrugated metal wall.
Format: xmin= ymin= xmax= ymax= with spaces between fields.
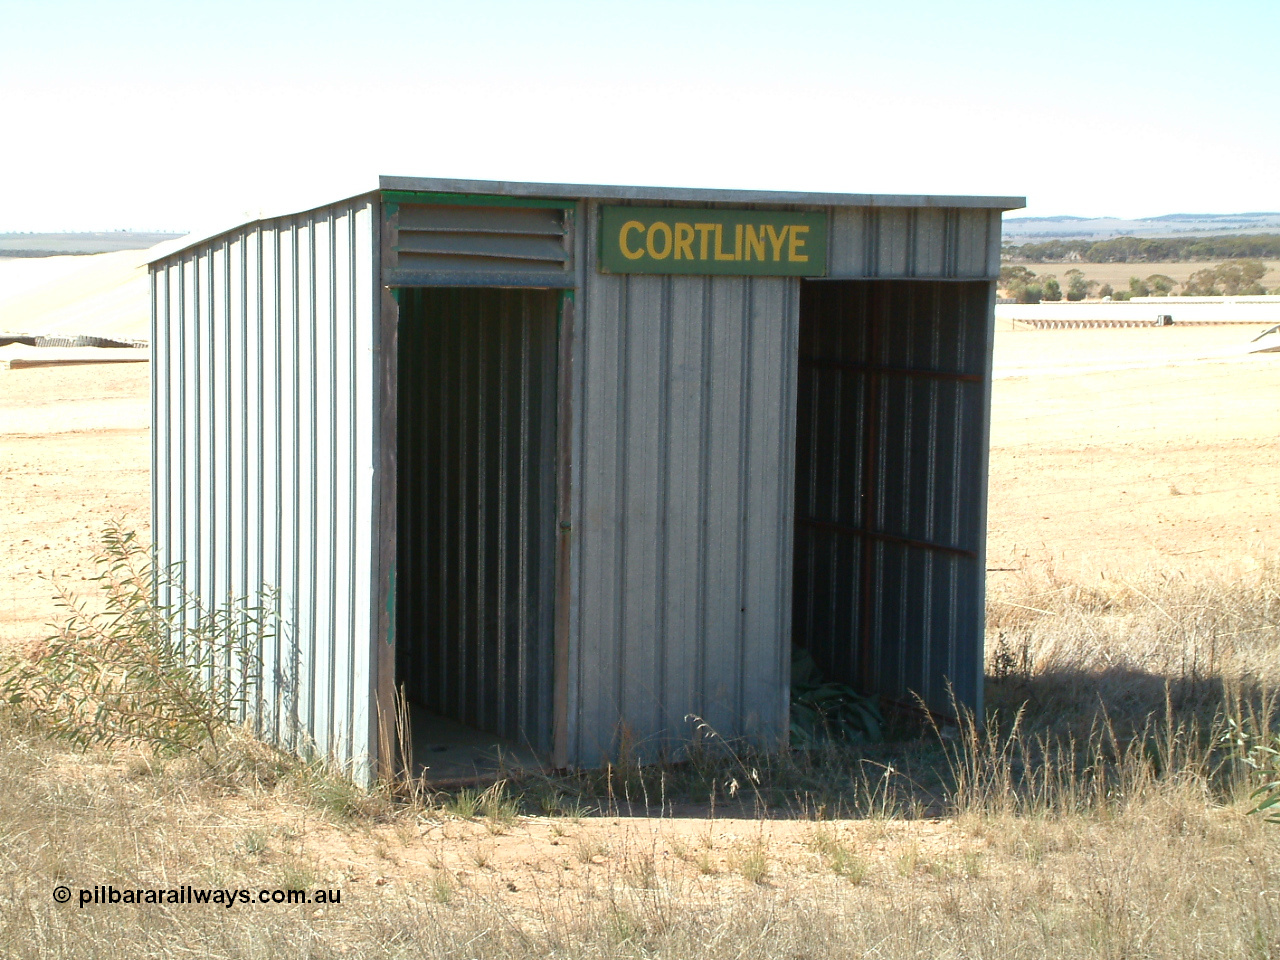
xmin=565 ymin=203 xmax=996 ymax=762
xmin=567 ymin=201 xmax=799 ymax=764
xmin=396 ymin=287 xmax=559 ymax=753
xmin=828 ymin=207 xmax=1002 ymax=280
xmin=793 ymin=280 xmax=991 ymax=716
xmin=150 ymin=196 xmax=380 ymax=776
xmin=150 ymin=183 xmax=1006 ymax=778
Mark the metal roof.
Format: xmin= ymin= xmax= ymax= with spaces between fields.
xmin=150 ymin=176 xmax=1025 ymax=265
xmin=379 ymin=175 xmax=1025 ymax=211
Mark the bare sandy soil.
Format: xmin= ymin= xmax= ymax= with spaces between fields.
xmin=987 ymin=323 xmax=1279 ymax=583
xmin=0 ymin=363 xmax=149 ymax=653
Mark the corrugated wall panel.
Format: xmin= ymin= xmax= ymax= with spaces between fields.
xmin=740 ymin=278 xmax=797 ymax=738
xmin=875 ymin=209 xmax=911 ymax=277
xmin=182 ymin=256 xmax=201 ymax=635
xmin=571 ymin=201 xmax=797 ymax=764
xmin=956 ymin=209 xmax=1002 ymax=279
xmin=151 ymin=197 xmax=379 ymax=778
xmin=827 ymin=207 xmax=1000 ymax=280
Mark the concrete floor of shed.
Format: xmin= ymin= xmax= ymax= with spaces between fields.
xmin=407 ymin=703 xmax=545 ymax=784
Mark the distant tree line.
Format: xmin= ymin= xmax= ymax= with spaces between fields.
xmin=1181 ymin=260 xmax=1269 ymax=296
xmin=1002 ymin=233 xmax=1280 ymax=263
xmin=999 ymin=259 xmax=1274 ymax=302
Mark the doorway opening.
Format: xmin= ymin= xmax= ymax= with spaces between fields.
xmin=395 ymin=287 xmax=559 ymax=780
xmin=793 ymin=280 xmax=875 ymax=695
xmin=792 ymin=279 xmax=989 ymax=712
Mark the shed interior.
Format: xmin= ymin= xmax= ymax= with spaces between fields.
xmin=395 ymin=287 xmax=560 ymax=779
xmin=793 ymin=279 xmax=990 ymax=711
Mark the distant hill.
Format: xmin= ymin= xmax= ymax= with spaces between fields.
xmin=0 ymin=232 xmax=184 ymax=257
xmin=1004 ymin=213 xmax=1280 ymax=241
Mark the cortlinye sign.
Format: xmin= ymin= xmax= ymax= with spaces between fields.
xmin=599 ymin=206 xmax=828 ymax=276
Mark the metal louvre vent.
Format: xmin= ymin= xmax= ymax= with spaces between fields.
xmin=384 ymin=202 xmax=574 ymax=287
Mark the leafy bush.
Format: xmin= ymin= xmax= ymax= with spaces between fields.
xmin=1226 ymin=722 xmax=1280 ymax=822
xmin=790 ymin=647 xmax=884 ymax=745
xmin=0 ymin=524 xmax=276 ymax=764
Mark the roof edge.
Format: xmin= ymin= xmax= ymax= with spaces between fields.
xmin=146 ymin=187 xmax=379 ymax=266
xmin=379 ymin=175 xmax=1025 ymax=211
xmin=149 ymin=176 xmax=1026 ymax=266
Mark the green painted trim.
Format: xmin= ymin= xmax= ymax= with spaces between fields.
xmin=380 ymin=190 xmax=577 ymax=210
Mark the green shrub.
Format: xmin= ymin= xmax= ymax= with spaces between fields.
xmin=790 ymin=647 xmax=884 ymax=746
xmin=0 ymin=523 xmax=275 ymax=765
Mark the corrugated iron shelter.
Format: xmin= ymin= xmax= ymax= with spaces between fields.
xmin=148 ymin=176 xmax=1024 ymax=781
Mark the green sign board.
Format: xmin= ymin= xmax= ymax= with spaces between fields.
xmin=599 ymin=206 xmax=827 ymax=276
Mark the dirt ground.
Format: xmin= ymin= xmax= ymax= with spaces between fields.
xmin=1 ymin=324 xmax=1277 ymax=653
xmin=987 ymin=323 xmax=1279 ymax=584
xmin=1 ymin=325 xmax=1278 ymax=942
xmin=172 ymin=799 xmax=986 ymax=909
xmin=0 ymin=362 xmax=150 ymax=654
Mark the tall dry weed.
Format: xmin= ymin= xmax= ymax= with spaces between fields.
xmin=986 ymin=560 xmax=1280 ymax=736
xmin=964 ymin=559 xmax=1280 ymax=820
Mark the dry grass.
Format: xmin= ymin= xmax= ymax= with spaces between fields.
xmin=986 ymin=560 xmax=1280 ymax=738
xmin=2 ymin=560 xmax=1280 ymax=958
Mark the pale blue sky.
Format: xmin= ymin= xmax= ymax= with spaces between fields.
xmin=2 ymin=0 xmax=1276 ymax=230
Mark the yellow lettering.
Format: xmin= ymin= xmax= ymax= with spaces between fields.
xmin=674 ymin=222 xmax=695 ymax=260
xmin=619 ymin=221 xmax=645 ymax=260
xmin=788 ymin=225 xmax=809 ymax=262
xmin=744 ymin=225 xmax=766 ymax=261
xmin=733 ymin=224 xmax=743 ymax=260
xmin=714 ymin=224 xmax=735 ymax=261
xmin=647 ymin=221 xmax=673 ymax=260
xmin=695 ymin=223 xmax=715 ymax=260
xmin=764 ymin=224 xmax=788 ymax=261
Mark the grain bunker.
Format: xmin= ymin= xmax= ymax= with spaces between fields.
xmin=148 ymin=176 xmax=1024 ymax=780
